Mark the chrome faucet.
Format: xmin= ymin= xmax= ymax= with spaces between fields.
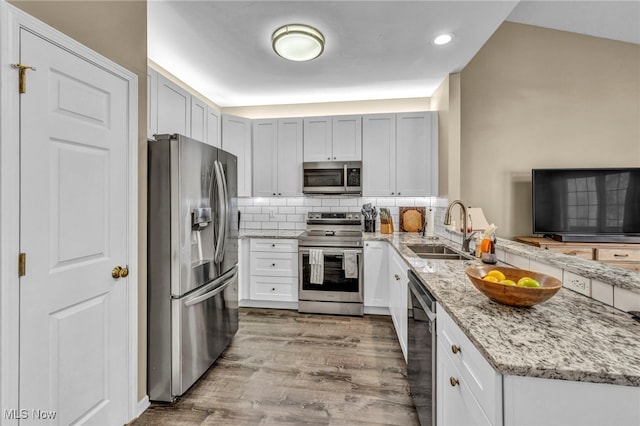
xmin=444 ymin=200 xmax=478 ymax=253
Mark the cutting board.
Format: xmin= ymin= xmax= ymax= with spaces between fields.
xmin=399 ymin=207 xmax=426 ymax=232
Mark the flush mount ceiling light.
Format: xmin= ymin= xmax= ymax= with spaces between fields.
xmin=272 ymin=24 xmax=325 ymax=61
xmin=433 ymin=33 xmax=453 ymax=45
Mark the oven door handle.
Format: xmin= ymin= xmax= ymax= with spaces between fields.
xmin=343 ymin=163 xmax=348 ymax=191
xmin=299 ymin=248 xmax=363 ymax=256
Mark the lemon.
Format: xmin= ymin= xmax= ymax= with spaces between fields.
xmin=483 ymin=275 xmax=499 ymax=283
xmin=486 ymin=270 xmax=506 ymax=281
xmin=499 ymin=279 xmax=517 ymax=286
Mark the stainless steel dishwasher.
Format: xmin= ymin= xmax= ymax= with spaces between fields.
xmin=407 ymin=269 xmax=437 ymax=426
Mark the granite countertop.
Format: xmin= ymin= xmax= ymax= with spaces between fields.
xmin=365 ymin=232 xmax=640 ymax=387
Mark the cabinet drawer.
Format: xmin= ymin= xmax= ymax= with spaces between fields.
xmin=437 ymin=307 xmax=501 ymax=423
xmin=250 ymin=238 xmax=298 ymax=253
xmin=595 ymin=248 xmax=640 ymax=262
xmin=546 ymin=246 xmax=593 ymax=259
xmin=250 ymin=251 xmax=297 ymax=277
xmin=250 ymin=276 xmax=297 ymax=301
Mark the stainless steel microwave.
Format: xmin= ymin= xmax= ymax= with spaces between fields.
xmin=303 ymin=161 xmax=362 ymax=195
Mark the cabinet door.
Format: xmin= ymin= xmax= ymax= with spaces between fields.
xmin=277 ymin=118 xmax=303 ymax=196
xmin=222 ymin=114 xmax=252 ymax=197
xmin=252 ymin=119 xmax=278 ymax=197
xmin=389 ymin=250 xmax=409 ymax=361
xmin=157 ymin=74 xmax=191 ymax=136
xmin=364 ymin=241 xmax=389 ymax=307
xmin=396 ymin=111 xmax=438 ymax=196
xmin=147 ymin=68 xmax=158 ymax=138
xmin=438 ymin=341 xmax=492 ymax=426
xmin=206 ymin=107 xmax=221 ymax=148
xmin=332 ymin=115 xmax=362 ymax=161
xmin=190 ymin=96 xmax=208 ymax=143
xmin=303 ymin=116 xmax=332 ymax=161
xmin=363 ymin=114 xmax=396 ymax=196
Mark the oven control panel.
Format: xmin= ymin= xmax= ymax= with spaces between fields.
xmin=307 ymin=211 xmax=361 ymax=221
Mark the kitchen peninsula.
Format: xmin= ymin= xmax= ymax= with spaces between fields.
xmin=240 ymin=229 xmax=640 ymax=425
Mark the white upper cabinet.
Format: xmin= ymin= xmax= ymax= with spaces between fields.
xmin=363 ymin=111 xmax=438 ymax=197
xmin=277 ymin=118 xmax=303 ymax=196
xmin=222 ymin=114 xmax=252 ymax=197
xmin=303 ymin=115 xmax=362 ymax=162
xmin=190 ymin=96 xmax=207 ymax=143
xmin=156 ymin=74 xmax=191 ymax=137
xmin=396 ymin=111 xmax=438 ymax=196
xmin=252 ymin=120 xmax=278 ymax=197
xmin=252 ymin=118 xmax=303 ymax=197
xmin=363 ymin=114 xmax=396 ymax=196
xmin=207 ymin=107 xmax=221 ymax=148
xmin=332 ymin=115 xmax=362 ymax=161
xmin=147 ymin=68 xmax=158 ymax=138
xmin=303 ymin=116 xmax=332 ymax=162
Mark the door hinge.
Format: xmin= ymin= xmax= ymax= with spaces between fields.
xmin=11 ymin=64 xmax=37 ymax=94
xmin=18 ymin=253 xmax=26 ymax=277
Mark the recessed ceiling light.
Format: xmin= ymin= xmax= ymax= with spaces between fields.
xmin=272 ymin=24 xmax=325 ymax=61
xmin=433 ymin=33 xmax=453 ymax=45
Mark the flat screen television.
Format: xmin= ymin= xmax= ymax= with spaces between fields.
xmin=532 ymin=168 xmax=640 ymax=243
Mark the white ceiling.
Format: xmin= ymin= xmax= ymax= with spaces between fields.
xmin=147 ymin=1 xmax=640 ymax=108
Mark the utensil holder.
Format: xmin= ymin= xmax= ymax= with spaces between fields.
xmin=364 ymin=219 xmax=376 ymax=233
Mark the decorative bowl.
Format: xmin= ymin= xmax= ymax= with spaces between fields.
xmin=465 ymin=265 xmax=562 ymax=307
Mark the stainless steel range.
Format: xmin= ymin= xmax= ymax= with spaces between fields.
xmin=298 ymin=211 xmax=364 ymax=316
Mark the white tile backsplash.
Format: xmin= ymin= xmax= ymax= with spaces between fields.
xmin=239 ymin=196 xmax=449 ymax=231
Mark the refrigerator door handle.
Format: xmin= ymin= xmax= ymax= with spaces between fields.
xmin=213 ymin=160 xmax=227 ymax=263
xmin=183 ymin=266 xmax=238 ymax=307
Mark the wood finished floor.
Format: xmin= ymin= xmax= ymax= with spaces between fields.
xmin=133 ymin=308 xmax=419 ymax=425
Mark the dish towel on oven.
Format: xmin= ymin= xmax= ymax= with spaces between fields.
xmin=343 ymin=250 xmax=358 ymax=279
xmin=309 ymin=249 xmax=324 ymax=284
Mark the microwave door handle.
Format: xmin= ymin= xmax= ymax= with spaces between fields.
xmin=344 ymin=164 xmax=348 ymax=191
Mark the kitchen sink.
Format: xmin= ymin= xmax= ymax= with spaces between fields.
xmin=406 ymin=244 xmax=472 ymax=260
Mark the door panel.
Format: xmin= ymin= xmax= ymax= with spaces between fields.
xmin=19 ymin=29 xmax=129 ymax=425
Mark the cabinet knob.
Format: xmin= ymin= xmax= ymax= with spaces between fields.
xmin=272 ymin=263 xmax=276 ymax=267
xmin=398 ymin=192 xmax=401 ymax=195
xmin=333 ymin=157 xmax=336 ymax=160
xmin=273 ymin=193 xmax=276 ymax=196
xmin=272 ymin=287 xmax=275 ymax=291
xmin=272 ymin=244 xmax=275 ymax=247
xmin=394 ymin=274 xmax=400 ymax=281
xmin=278 ymin=193 xmax=282 ymax=196
xmin=451 ymin=344 xmax=461 ymax=354
xmin=327 ymin=157 xmax=331 ymax=160
xmin=391 ymin=192 xmax=395 ymax=195
xmin=450 ymin=377 xmax=460 ymax=387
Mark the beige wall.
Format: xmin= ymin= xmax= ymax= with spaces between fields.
xmin=9 ymin=0 xmax=149 ymax=402
xmin=460 ymin=22 xmax=640 ymax=238
xmin=222 ymin=97 xmax=430 ymax=119
xmin=431 ymin=74 xmax=461 ymax=200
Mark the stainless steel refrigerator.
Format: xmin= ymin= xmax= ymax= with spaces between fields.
xmin=147 ymin=134 xmax=239 ymax=402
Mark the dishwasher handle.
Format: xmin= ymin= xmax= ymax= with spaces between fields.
xmin=408 ymin=272 xmax=437 ymax=322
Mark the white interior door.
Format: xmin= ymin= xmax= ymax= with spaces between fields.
xmin=19 ymin=28 xmax=129 ymax=425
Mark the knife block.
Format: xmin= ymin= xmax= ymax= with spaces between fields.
xmin=380 ymin=218 xmax=394 ymax=234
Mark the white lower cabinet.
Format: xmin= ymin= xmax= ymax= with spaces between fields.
xmin=363 ymin=241 xmax=389 ymax=309
xmin=437 ymin=304 xmax=502 ymax=426
xmin=437 ymin=340 xmax=492 ymax=426
xmin=248 ymin=239 xmax=298 ymax=303
xmin=388 ymin=248 xmax=409 ymax=362
xmin=503 ymin=375 xmax=640 ymax=426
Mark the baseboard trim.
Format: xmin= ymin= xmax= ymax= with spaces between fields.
xmin=137 ymin=395 xmax=150 ymax=418
xmin=239 ymin=300 xmax=298 ymax=310
xmin=364 ymin=306 xmax=390 ymax=315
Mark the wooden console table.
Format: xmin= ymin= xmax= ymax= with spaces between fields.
xmin=515 ymin=236 xmax=640 ymax=272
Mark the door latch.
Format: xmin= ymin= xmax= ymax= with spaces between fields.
xmin=12 ymin=64 xmax=37 ymax=94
